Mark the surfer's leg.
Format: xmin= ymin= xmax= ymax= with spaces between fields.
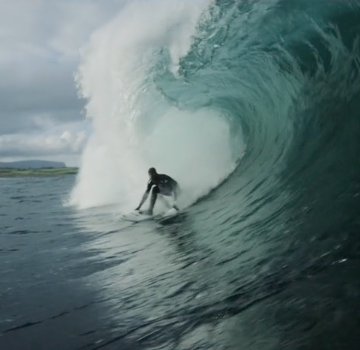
xmin=147 ymin=186 xmax=159 ymax=215
xmin=171 ymin=185 xmax=180 ymax=211
xmin=172 ymin=196 xmax=180 ymax=211
xmin=158 ymin=195 xmax=172 ymax=209
xmin=158 ymin=186 xmax=179 ymax=211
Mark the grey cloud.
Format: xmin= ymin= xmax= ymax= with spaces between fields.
xmin=0 ymin=64 xmax=83 ymax=112
xmin=0 ymin=129 xmax=87 ymax=157
xmin=0 ymin=1 xmax=124 ymax=161
xmin=0 ymin=60 xmax=85 ymax=134
xmin=0 ymin=109 xmax=85 ymax=135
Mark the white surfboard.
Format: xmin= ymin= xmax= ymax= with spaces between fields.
xmin=156 ymin=208 xmax=180 ymax=223
xmin=120 ymin=211 xmax=152 ymax=223
xmin=120 ymin=208 xmax=179 ymax=223
xmin=159 ymin=208 xmax=178 ymax=218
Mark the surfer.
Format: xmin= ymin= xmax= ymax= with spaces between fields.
xmin=135 ymin=167 xmax=180 ymax=215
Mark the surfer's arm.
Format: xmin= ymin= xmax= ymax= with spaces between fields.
xmin=135 ymin=182 xmax=152 ymax=210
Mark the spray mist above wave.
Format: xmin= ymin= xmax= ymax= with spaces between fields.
xmin=70 ymin=0 xmax=243 ymax=210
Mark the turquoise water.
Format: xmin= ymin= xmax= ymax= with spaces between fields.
xmin=2 ymin=0 xmax=360 ymax=349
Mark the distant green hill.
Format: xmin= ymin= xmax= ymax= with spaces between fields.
xmin=0 ymin=167 xmax=78 ymax=177
xmin=0 ymin=160 xmax=66 ymax=169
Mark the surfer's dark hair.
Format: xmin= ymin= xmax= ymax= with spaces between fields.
xmin=148 ymin=167 xmax=157 ymax=175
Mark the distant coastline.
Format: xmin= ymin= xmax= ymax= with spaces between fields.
xmin=0 ymin=160 xmax=66 ymax=169
xmin=0 ymin=160 xmax=78 ymax=177
xmin=0 ymin=167 xmax=78 ymax=177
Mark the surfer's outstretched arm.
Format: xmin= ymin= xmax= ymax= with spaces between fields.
xmin=135 ymin=183 xmax=152 ymax=210
xmin=135 ymin=193 xmax=148 ymax=210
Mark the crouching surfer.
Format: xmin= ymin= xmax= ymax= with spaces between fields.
xmin=135 ymin=167 xmax=180 ymax=215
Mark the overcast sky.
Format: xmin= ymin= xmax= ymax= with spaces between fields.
xmin=0 ymin=1 xmax=124 ymax=166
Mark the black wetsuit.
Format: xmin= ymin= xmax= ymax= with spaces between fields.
xmin=146 ymin=174 xmax=179 ymax=198
xmin=136 ymin=173 xmax=180 ymax=214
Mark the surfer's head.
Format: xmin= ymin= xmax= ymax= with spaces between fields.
xmin=148 ymin=167 xmax=157 ymax=179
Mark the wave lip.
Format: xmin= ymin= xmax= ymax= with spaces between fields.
xmin=69 ymin=0 xmax=242 ymax=211
xmin=71 ymin=0 xmax=360 ymax=232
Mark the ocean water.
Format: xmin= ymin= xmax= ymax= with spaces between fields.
xmin=2 ymin=0 xmax=360 ymax=349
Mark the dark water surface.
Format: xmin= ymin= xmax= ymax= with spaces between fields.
xmin=0 ymin=174 xmax=359 ymax=350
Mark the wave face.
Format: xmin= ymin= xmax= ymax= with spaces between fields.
xmin=71 ymin=0 xmax=360 ymax=254
xmin=70 ymin=0 xmax=242 ymax=210
xmin=71 ymin=0 xmax=360 ymax=222
xmin=69 ymin=0 xmax=360 ymax=347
